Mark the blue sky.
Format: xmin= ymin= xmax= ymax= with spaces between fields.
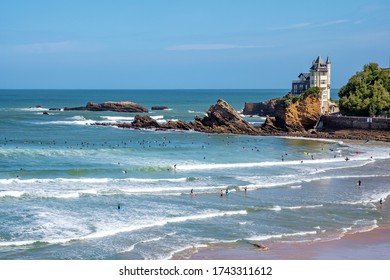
xmin=1 ymin=0 xmax=389 ymax=89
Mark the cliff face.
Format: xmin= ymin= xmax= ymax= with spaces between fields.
xmin=258 ymin=92 xmax=321 ymax=132
xmin=274 ymin=94 xmax=321 ymax=132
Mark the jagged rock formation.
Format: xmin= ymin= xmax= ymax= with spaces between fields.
xmin=65 ymin=101 xmax=148 ymax=113
xmin=96 ymin=99 xmax=260 ymax=134
xmin=192 ymin=99 xmax=259 ymax=134
xmin=261 ymin=115 xmax=281 ymax=132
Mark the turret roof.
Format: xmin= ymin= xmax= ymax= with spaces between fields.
xmin=310 ymin=55 xmax=328 ymax=71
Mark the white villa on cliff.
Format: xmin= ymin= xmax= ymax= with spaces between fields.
xmin=292 ymin=56 xmax=331 ymax=113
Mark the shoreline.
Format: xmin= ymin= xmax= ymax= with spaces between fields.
xmin=98 ymin=121 xmax=390 ymax=143
xmin=174 ymin=227 xmax=390 ymax=260
xmin=173 ymin=198 xmax=390 ymax=260
xmin=255 ymin=128 xmax=390 ymax=143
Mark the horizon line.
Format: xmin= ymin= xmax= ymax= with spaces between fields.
xmin=0 ymin=88 xmax=341 ymax=91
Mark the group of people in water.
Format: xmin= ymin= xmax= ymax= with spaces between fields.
xmin=189 ymin=186 xmax=248 ymax=197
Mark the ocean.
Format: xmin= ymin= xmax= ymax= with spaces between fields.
xmin=0 ymin=89 xmax=389 ymax=260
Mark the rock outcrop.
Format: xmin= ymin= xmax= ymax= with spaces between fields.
xmin=258 ymin=90 xmax=322 ymax=132
xmin=191 ymin=99 xmax=259 ymax=134
xmin=274 ymin=93 xmax=321 ymax=132
xmin=243 ymin=99 xmax=278 ymax=116
xmin=151 ymin=106 xmax=169 ymax=110
xmin=65 ymin=101 xmax=148 ymax=113
xmin=96 ymin=99 xmax=260 ymax=134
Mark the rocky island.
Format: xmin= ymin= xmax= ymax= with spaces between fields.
xmin=64 ymin=101 xmax=148 ymax=113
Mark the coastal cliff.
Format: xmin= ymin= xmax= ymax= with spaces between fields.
xmin=258 ymin=89 xmax=321 ymax=132
xmin=274 ymin=92 xmax=321 ymax=132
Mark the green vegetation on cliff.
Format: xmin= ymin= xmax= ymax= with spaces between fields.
xmin=338 ymin=63 xmax=390 ymax=116
xmin=279 ymin=87 xmax=320 ymax=108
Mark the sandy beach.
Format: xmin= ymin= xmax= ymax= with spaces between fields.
xmin=175 ymin=198 xmax=390 ymax=260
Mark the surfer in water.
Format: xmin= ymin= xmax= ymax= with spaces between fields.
xmin=117 ymin=203 xmax=121 ymax=210
xmin=190 ymin=189 xmax=194 ymax=195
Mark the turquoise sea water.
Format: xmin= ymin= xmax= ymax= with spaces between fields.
xmin=0 ymin=89 xmax=389 ymax=260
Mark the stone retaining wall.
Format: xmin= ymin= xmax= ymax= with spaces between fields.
xmin=320 ymin=115 xmax=390 ymax=131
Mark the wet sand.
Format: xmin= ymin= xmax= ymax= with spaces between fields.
xmin=182 ymin=227 xmax=390 ymax=260
xmin=174 ymin=200 xmax=390 ymax=260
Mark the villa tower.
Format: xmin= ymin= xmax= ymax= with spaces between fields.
xmin=292 ymin=55 xmax=331 ymax=113
xmin=309 ymin=56 xmax=331 ymax=113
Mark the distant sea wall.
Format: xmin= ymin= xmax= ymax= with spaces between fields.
xmin=319 ymin=115 xmax=390 ymax=131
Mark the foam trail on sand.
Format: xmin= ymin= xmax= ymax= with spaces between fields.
xmin=174 ymin=157 xmax=371 ymax=171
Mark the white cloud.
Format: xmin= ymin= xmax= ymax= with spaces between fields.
xmin=166 ymin=44 xmax=271 ymax=51
xmin=268 ymin=22 xmax=312 ymax=31
xmin=269 ymin=19 xmax=347 ymax=30
xmin=12 ymin=41 xmax=76 ymax=53
xmin=314 ymin=19 xmax=348 ymax=27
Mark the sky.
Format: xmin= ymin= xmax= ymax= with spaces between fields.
xmin=0 ymin=0 xmax=389 ymax=89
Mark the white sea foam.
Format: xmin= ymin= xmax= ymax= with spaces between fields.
xmin=162 ymin=245 xmax=199 ymax=260
xmin=100 ymin=116 xmax=134 ymax=122
xmin=19 ymin=107 xmax=50 ymax=112
xmin=270 ymin=205 xmax=282 ymax=211
xmin=283 ymin=204 xmax=323 ymax=210
xmin=80 ymin=210 xmax=247 ymax=241
xmin=0 ymin=240 xmax=41 ymax=247
xmin=54 ymin=192 xmax=80 ymax=199
xmin=0 ymin=177 xmax=190 ymax=185
xmin=0 ymin=190 xmax=26 ymax=198
xmin=248 ymin=230 xmax=318 ymax=242
xmin=340 ymin=219 xmax=378 ymax=237
xmin=303 ymin=174 xmax=390 ymax=183
xmin=151 ymin=115 xmax=164 ymax=120
xmin=35 ymin=116 xmax=96 ymax=126
xmin=174 ymin=157 xmax=370 ymax=171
